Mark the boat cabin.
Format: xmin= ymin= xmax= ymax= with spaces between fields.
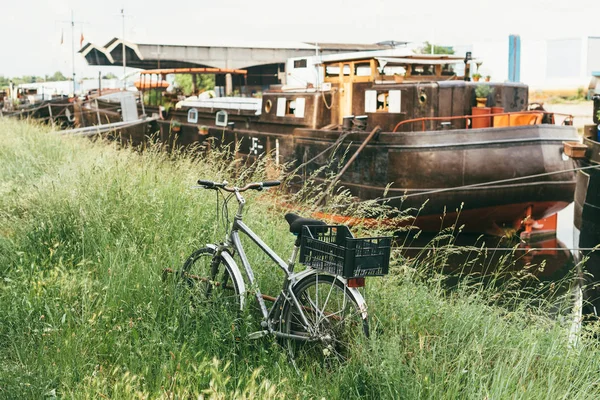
xmin=136 ymin=50 xmax=564 ymax=137
xmin=321 ymin=54 xmax=468 ymax=84
xmin=258 ymin=53 xmax=530 ymax=132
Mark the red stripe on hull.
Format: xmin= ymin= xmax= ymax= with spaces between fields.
xmin=312 ymin=201 xmax=569 ymax=236
xmin=407 ymin=200 xmax=569 ymax=235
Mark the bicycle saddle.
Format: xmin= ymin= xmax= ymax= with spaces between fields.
xmin=284 ymin=213 xmax=326 ymax=235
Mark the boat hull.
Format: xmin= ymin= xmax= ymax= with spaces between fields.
xmin=295 ymin=124 xmax=577 ymax=231
xmin=154 ymin=119 xmax=577 ymax=233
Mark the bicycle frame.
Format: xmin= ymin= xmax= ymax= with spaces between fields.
xmin=214 ymin=189 xmax=318 ymax=340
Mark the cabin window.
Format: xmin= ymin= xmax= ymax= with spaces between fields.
xmin=187 ymin=108 xmax=198 ymax=123
xmin=294 ymin=59 xmax=307 ymax=68
xmin=354 ymin=62 xmax=371 ymax=77
xmin=411 ymin=65 xmax=435 ymax=76
xmin=276 ymin=97 xmax=305 ymax=117
xmin=288 ymin=100 xmax=296 ymax=115
xmin=365 ymin=90 xmax=401 ymax=113
xmin=342 ymin=64 xmax=351 ymax=76
xmin=215 ymin=110 xmax=228 ymax=127
xmin=376 ymin=93 xmax=389 ymax=111
xmin=325 ymin=65 xmax=340 ymax=78
xmin=265 ymin=99 xmax=272 ymax=113
xmin=441 ymin=64 xmax=455 ymax=76
xmin=382 ymin=66 xmax=407 ymax=76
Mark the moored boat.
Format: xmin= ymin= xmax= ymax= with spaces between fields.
xmin=127 ymin=50 xmax=579 ymax=234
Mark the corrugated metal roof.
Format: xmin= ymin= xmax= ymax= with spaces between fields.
xmin=315 ymin=42 xmax=399 ymax=50
xmin=80 ymin=38 xmax=411 ymax=71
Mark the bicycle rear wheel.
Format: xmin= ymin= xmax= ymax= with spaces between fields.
xmin=181 ymin=247 xmax=243 ymax=311
xmin=280 ymin=273 xmax=369 ymax=361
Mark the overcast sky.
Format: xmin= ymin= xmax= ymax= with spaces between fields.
xmin=1 ymin=0 xmax=598 ymax=79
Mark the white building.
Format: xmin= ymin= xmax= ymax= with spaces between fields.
xmin=453 ymin=36 xmax=600 ymax=93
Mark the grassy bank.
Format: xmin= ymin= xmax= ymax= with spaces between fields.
xmin=1 ymin=119 xmax=600 ymax=399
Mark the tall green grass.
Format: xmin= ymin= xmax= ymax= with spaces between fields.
xmin=1 ymin=118 xmax=600 ymax=399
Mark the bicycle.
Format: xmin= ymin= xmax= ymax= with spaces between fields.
xmin=170 ymin=179 xmax=391 ymax=360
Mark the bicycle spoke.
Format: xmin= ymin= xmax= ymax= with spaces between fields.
xmin=316 ymin=277 xmax=338 ymax=328
xmin=180 ymin=247 xmax=241 ymax=313
xmin=282 ymin=274 xmax=368 ymax=362
xmin=330 ymin=302 xmax=361 ymax=330
xmin=289 ymin=291 xmax=318 ymax=333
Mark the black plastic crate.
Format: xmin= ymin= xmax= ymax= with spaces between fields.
xmin=299 ymin=225 xmax=391 ymax=278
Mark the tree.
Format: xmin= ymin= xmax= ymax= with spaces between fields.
xmin=102 ymin=73 xmax=118 ymax=79
xmin=14 ymin=76 xmax=44 ymax=84
xmin=49 ymin=71 xmax=68 ymax=81
xmin=416 ymin=41 xmax=455 ymax=55
xmin=0 ymin=75 xmax=10 ymax=88
xmin=173 ymin=74 xmax=215 ymax=96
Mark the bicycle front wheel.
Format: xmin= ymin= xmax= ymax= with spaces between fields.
xmin=181 ymin=247 xmax=243 ymax=312
xmin=280 ymin=273 xmax=369 ymax=361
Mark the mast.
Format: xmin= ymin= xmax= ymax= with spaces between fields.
xmin=122 ymin=8 xmax=126 ymax=90
xmin=71 ymin=10 xmax=75 ymax=94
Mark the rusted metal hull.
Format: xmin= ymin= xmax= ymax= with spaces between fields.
xmin=3 ymin=97 xmax=75 ymax=128
xmin=296 ymin=125 xmax=576 ymax=232
xmin=72 ymin=99 xmax=159 ymax=146
xmin=154 ymin=118 xmax=577 ymax=233
xmin=573 ymin=136 xmax=600 ymax=313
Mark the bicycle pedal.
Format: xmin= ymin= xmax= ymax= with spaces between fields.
xmin=248 ymin=330 xmax=269 ymax=340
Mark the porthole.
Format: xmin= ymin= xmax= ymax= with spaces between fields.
xmin=419 ymin=90 xmax=428 ymax=105
xmin=265 ymin=99 xmax=272 ymax=113
xmin=187 ymin=108 xmax=198 ymax=123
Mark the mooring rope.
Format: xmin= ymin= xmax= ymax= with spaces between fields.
xmin=395 ymin=246 xmax=599 ymax=252
xmin=293 ymin=130 xmax=353 ymax=171
xmin=374 ymin=163 xmax=600 ymax=203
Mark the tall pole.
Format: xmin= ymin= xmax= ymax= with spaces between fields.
xmin=71 ymin=10 xmax=76 ymax=95
xmin=508 ymin=34 xmax=521 ymax=83
xmin=122 ymin=8 xmax=126 ymax=90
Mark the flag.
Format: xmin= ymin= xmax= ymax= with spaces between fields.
xmin=80 ymin=32 xmax=84 ymax=48
xmin=60 ymin=29 xmax=64 ymax=45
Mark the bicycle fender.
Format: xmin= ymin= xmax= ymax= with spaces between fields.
xmin=290 ymin=269 xmax=368 ymax=320
xmin=218 ymin=249 xmax=247 ymax=311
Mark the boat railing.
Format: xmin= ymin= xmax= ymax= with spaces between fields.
xmin=392 ymin=111 xmax=575 ymax=133
xmin=176 ymin=97 xmax=262 ymax=114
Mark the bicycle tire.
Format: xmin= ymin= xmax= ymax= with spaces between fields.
xmin=181 ymin=246 xmax=243 ymax=312
xmin=280 ymin=273 xmax=369 ymax=361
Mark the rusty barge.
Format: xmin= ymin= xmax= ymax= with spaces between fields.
xmin=122 ymin=50 xmax=579 ymax=234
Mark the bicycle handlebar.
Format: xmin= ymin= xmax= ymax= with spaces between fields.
xmin=196 ymin=179 xmax=281 ymax=192
xmin=262 ymin=181 xmax=281 ymax=188
xmin=197 ymin=179 xmax=219 ymax=189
